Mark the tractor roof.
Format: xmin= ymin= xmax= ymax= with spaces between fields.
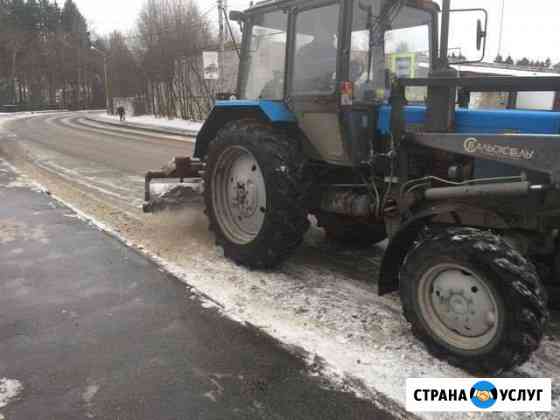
xmin=245 ymin=0 xmax=439 ymax=14
xmin=252 ymin=0 xmax=281 ymax=8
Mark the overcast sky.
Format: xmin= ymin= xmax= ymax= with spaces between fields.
xmin=76 ymin=0 xmax=560 ymax=63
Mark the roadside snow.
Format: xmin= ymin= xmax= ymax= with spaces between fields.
xmin=0 ymin=111 xmax=67 ymax=128
xmin=96 ymin=113 xmax=203 ymax=133
xmin=0 ymin=378 xmax=23 ymax=409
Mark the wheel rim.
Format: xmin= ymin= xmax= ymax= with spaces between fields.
xmin=211 ymin=146 xmax=267 ymax=245
xmin=417 ymin=263 xmax=502 ymax=352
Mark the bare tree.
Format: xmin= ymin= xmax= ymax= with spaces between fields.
xmin=0 ymin=0 xmax=106 ymax=108
xmin=134 ymin=0 xmax=219 ymax=119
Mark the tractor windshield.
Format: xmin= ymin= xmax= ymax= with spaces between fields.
xmin=292 ymin=3 xmax=340 ymax=95
xmin=245 ymin=10 xmax=288 ymax=100
xmin=351 ymin=1 xmax=433 ymax=103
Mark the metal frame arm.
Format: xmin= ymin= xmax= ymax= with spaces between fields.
xmin=399 ymin=76 xmax=560 ymax=92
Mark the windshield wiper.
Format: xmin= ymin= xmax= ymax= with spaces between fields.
xmin=362 ymin=0 xmax=406 ymax=82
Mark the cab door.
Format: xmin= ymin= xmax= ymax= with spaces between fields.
xmin=287 ymin=1 xmax=351 ymax=165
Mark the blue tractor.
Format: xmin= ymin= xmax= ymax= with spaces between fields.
xmin=145 ymin=0 xmax=560 ymax=373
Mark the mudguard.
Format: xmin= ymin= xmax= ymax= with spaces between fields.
xmin=378 ymin=203 xmax=508 ymax=295
xmin=194 ymin=100 xmax=296 ymax=159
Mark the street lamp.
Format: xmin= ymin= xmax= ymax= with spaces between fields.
xmin=90 ymin=46 xmax=112 ymax=115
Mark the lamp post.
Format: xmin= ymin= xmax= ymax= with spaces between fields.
xmin=91 ymin=46 xmax=112 ymax=115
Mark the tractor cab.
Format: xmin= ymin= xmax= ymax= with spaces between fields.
xmin=230 ymin=0 xmax=439 ymax=166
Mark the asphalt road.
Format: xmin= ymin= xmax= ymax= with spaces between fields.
xmin=1 ymin=113 xmax=196 ymax=213
xmin=7 ymin=113 xmax=194 ymax=174
xmin=0 ymin=157 xmax=394 ymax=419
xmin=0 ymin=112 xmax=385 ymax=282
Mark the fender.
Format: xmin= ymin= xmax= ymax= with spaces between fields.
xmin=378 ymin=203 xmax=509 ymax=295
xmin=194 ymin=100 xmax=297 ymax=159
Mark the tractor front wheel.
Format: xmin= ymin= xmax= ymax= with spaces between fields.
xmin=205 ymin=120 xmax=310 ymax=269
xmin=400 ymin=227 xmax=548 ymax=374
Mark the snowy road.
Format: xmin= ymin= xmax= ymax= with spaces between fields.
xmin=1 ymin=112 xmax=559 ymax=419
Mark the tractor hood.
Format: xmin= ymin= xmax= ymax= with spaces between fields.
xmin=378 ymin=106 xmax=560 ymax=136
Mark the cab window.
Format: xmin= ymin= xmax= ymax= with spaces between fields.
xmin=292 ymin=3 xmax=340 ymax=95
xmin=350 ymin=1 xmax=432 ymax=103
xmin=245 ymin=10 xmax=288 ymax=100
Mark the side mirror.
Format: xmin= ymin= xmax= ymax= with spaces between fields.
xmin=229 ymin=10 xmax=245 ymax=23
xmin=476 ymin=19 xmax=486 ymax=51
xmin=448 ymin=8 xmax=488 ymax=64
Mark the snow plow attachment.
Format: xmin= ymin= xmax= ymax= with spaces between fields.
xmin=143 ymin=157 xmax=205 ymax=213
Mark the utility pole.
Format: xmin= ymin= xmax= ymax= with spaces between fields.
xmin=91 ymin=46 xmax=112 ymax=115
xmin=103 ymin=54 xmax=111 ymax=115
xmin=78 ymin=39 xmax=82 ymax=108
xmin=497 ymin=0 xmax=506 ymax=58
xmin=218 ymin=0 xmax=226 ymax=92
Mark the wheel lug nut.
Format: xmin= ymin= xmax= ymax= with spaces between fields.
xmin=486 ymin=311 xmax=496 ymax=327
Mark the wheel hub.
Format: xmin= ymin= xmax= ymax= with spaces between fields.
xmin=212 ymin=146 xmax=267 ymax=245
xmin=431 ymin=270 xmax=497 ymax=338
xmin=231 ymin=178 xmax=258 ymax=218
xmin=449 ymin=293 xmax=469 ymax=315
xmin=418 ymin=264 xmax=501 ymax=351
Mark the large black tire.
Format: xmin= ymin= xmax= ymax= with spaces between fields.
xmin=205 ymin=120 xmax=310 ymax=269
xmin=316 ymin=213 xmax=386 ymax=247
xmin=400 ymin=227 xmax=548 ymax=374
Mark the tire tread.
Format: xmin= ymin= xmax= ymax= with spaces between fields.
xmin=400 ymin=227 xmax=548 ymax=374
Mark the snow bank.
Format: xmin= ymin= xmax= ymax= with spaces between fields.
xmin=0 ymin=378 xmax=23 ymax=409
xmin=96 ymin=113 xmax=203 ymax=133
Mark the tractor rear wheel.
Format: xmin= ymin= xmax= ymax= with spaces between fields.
xmin=316 ymin=213 xmax=386 ymax=247
xmin=400 ymin=227 xmax=548 ymax=374
xmin=205 ymin=120 xmax=310 ymax=269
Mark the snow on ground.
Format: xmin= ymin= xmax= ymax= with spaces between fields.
xmin=0 ymin=111 xmax=67 ymax=126
xmin=3 ymin=160 xmax=558 ymax=420
xmin=0 ymin=378 xmax=23 ymax=409
xmin=96 ymin=113 xmax=203 ymax=133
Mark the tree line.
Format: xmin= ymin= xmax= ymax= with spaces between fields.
xmin=0 ymin=0 xmax=106 ymax=108
xmin=0 ymin=0 xmax=231 ymax=120
xmin=130 ymin=0 xmax=227 ymax=120
xmin=86 ymin=0 xmax=233 ymax=120
xmin=494 ymin=54 xmax=560 ymax=72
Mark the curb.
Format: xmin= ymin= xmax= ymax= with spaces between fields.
xmin=85 ymin=116 xmax=200 ymax=138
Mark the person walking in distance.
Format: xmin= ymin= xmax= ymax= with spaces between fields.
xmin=117 ymin=106 xmax=126 ymax=122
